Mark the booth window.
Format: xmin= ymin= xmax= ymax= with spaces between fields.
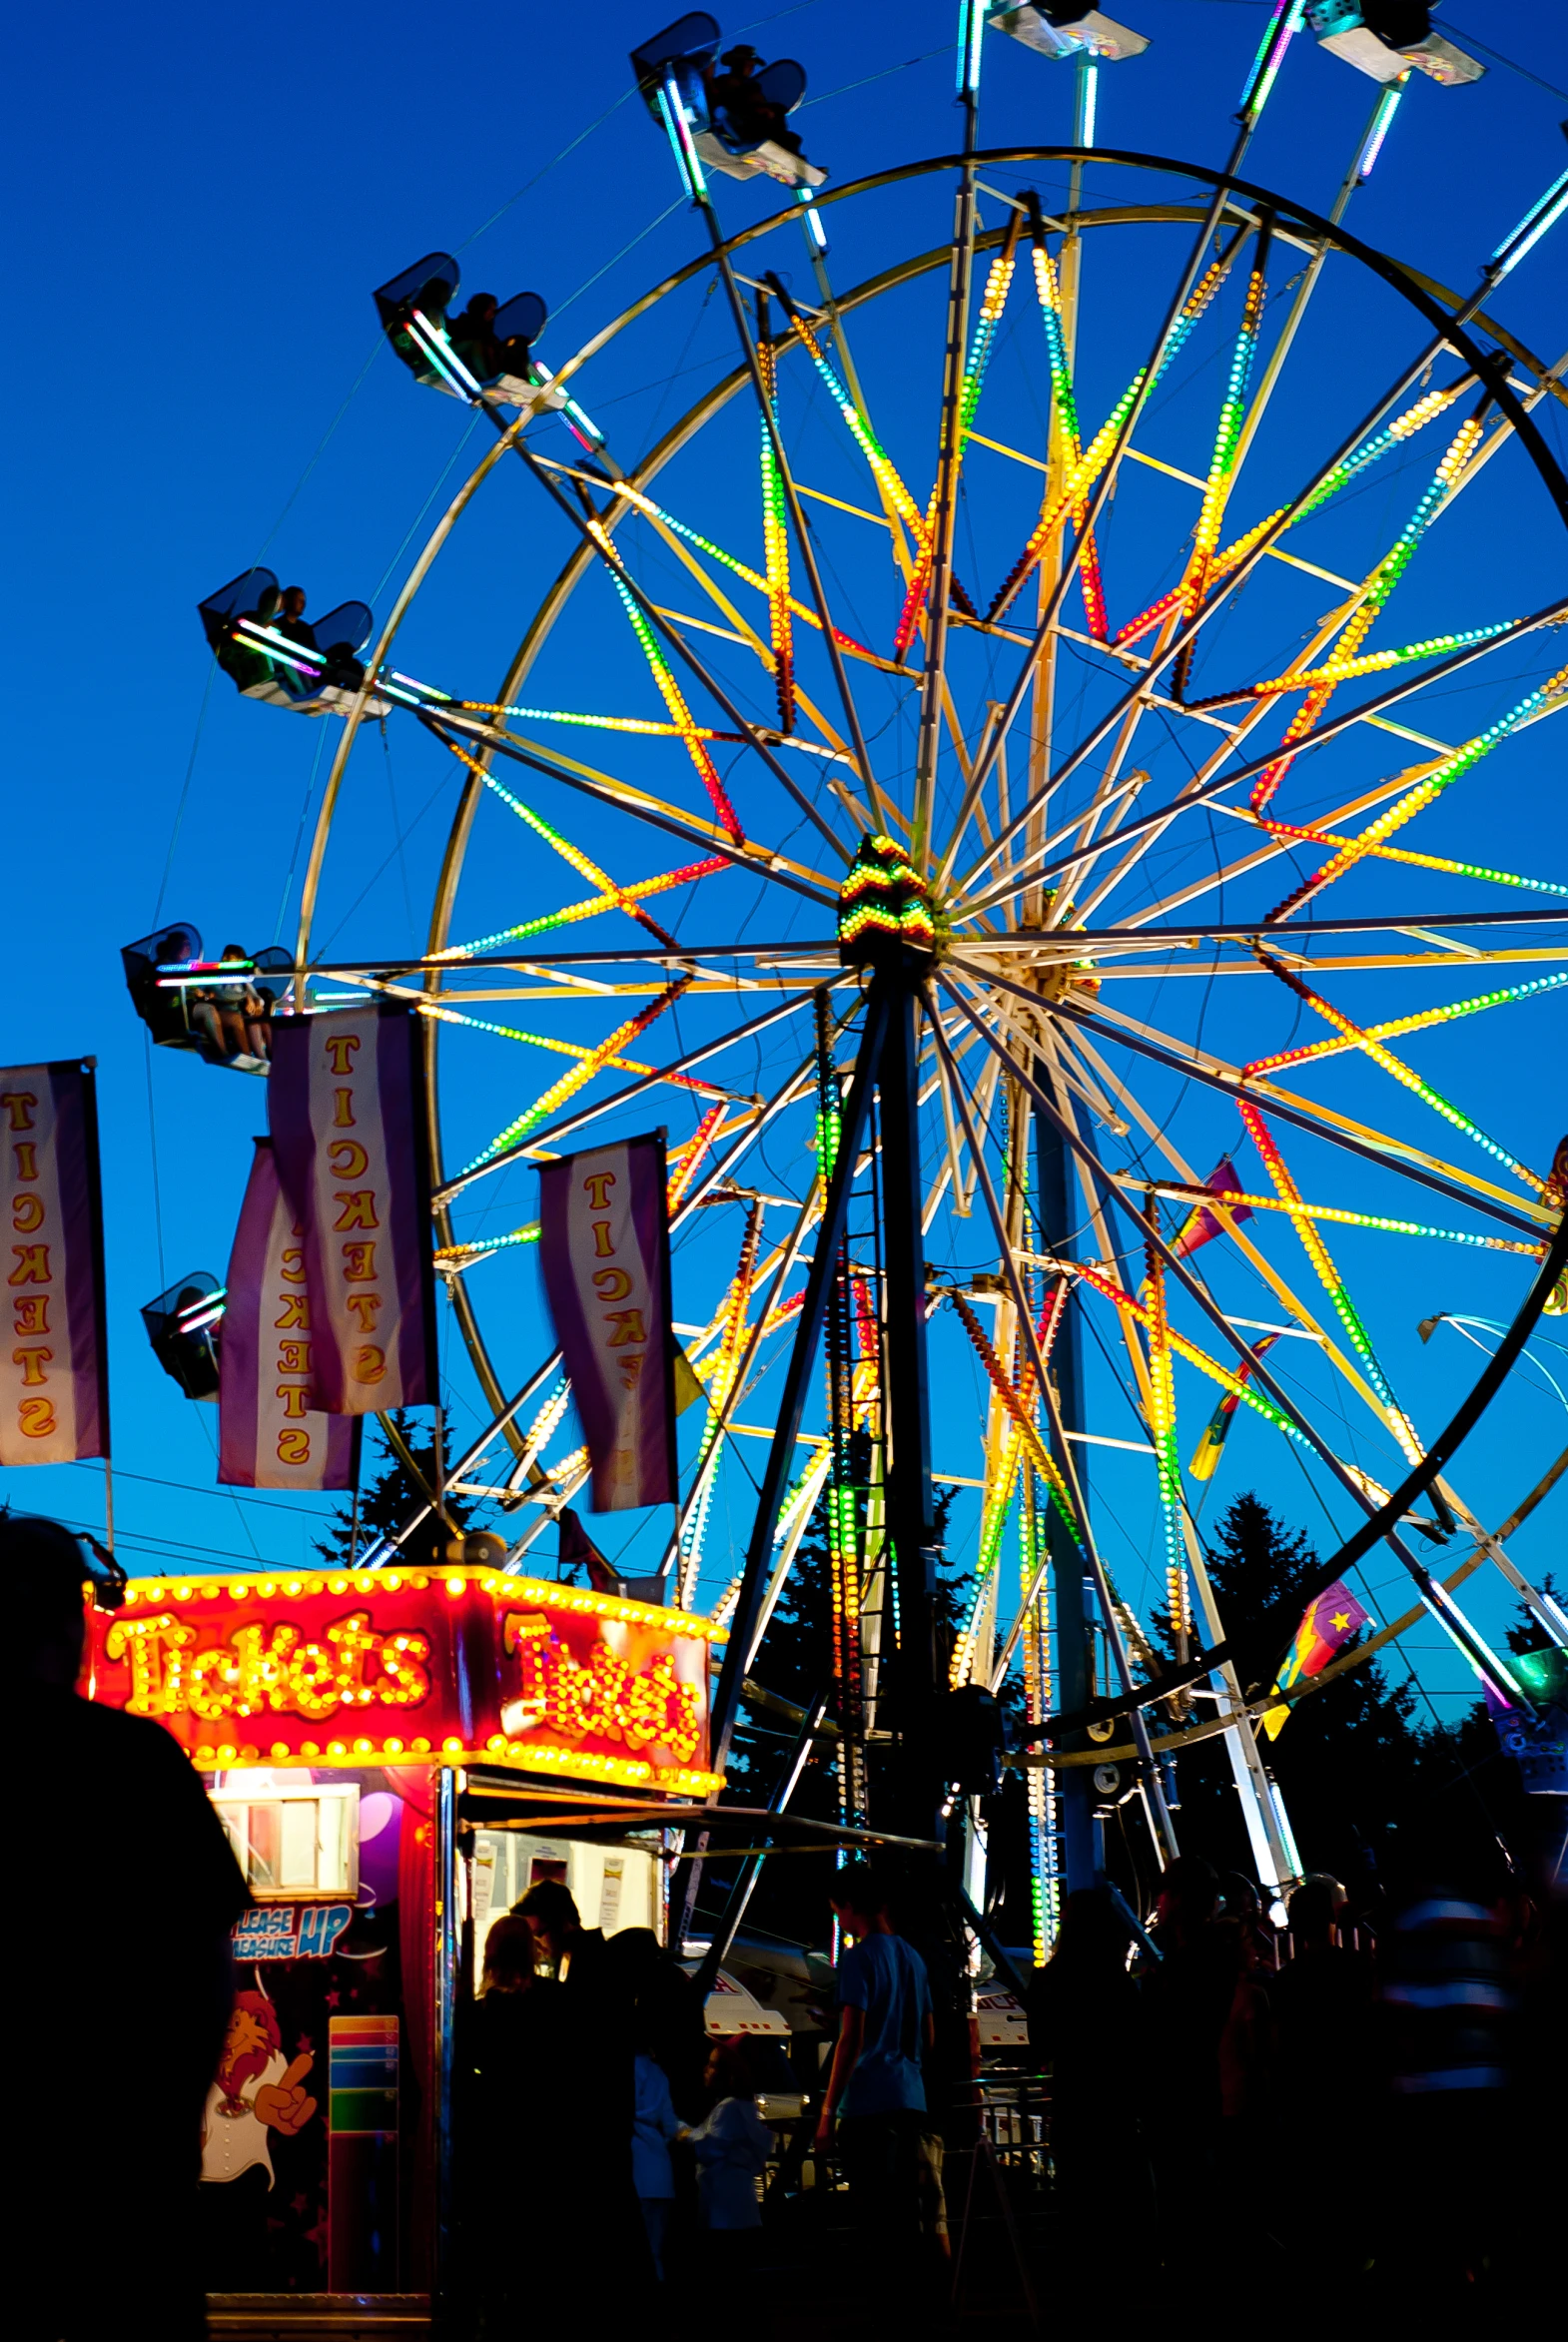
xmin=213 ymin=1785 xmax=360 ymax=1900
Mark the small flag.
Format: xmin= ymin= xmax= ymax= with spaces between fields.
xmin=1261 ymin=1577 xmax=1369 ymax=1738
xmin=1188 ymin=1332 xmax=1278 ymax=1480
xmin=1173 ymin=1158 xmax=1252 ymax=1259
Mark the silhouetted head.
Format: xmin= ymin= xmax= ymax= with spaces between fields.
xmin=829 ymin=1861 xmax=889 ymax=1940
xmin=4 ymin=1514 xmax=90 ymax=1688
xmin=1156 ymin=1855 xmax=1220 ymax=1938
xmin=464 ymin=295 xmax=498 ymax=324
xmin=515 ymin=1877 xmax=582 ymax=1962
xmin=1220 ymin=1874 xmax=1260 ymax=1927
xmin=482 ymin=1914 xmax=540 ymax=1993
xmin=1288 ymin=1875 xmax=1345 ymax=1952
xmin=1049 ymin=1886 xmax=1134 ymax=1972
xmin=721 ymin=44 xmax=761 ymax=71
xmin=704 ymin=2032 xmax=758 ymax=2099
xmin=280 ymin=586 xmax=307 ymax=618
xmin=220 ymin=944 xmax=247 ymax=962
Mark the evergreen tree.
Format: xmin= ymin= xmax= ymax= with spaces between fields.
xmin=1410 ymin=1572 xmax=1565 ymax=1894
xmin=316 ymin=1411 xmax=473 ymax=1573
xmin=1159 ymin=1491 xmax=1425 ymax=1890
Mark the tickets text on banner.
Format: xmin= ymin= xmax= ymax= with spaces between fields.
xmin=269 ymin=1007 xmax=437 ymax=1415
xmin=0 ymin=1061 xmax=108 ymax=1466
xmin=538 ymin=1135 xmax=677 ymax=1511
xmin=220 ymin=1139 xmax=358 ymax=1489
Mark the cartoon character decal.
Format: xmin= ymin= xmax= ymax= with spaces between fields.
xmin=202 ymin=1989 xmax=319 ymax=2185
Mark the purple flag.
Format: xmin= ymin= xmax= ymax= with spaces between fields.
xmin=1173 ymin=1156 xmax=1254 ymax=1259
xmin=0 ymin=1061 xmax=108 ymax=1464
xmin=538 ymin=1135 xmax=676 ymax=1511
xmin=219 ymin=1140 xmax=358 ymax=1489
xmin=269 ymin=1006 xmax=437 ymax=1414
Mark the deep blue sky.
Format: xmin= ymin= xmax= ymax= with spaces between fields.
xmin=5 ymin=1 xmax=1566 ymax=1719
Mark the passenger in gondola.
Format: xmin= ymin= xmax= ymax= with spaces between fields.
xmin=706 ymin=44 xmax=801 ymax=154
xmin=191 ymin=947 xmax=268 ymax=1065
xmin=274 ymin=585 xmax=314 ymax=652
xmin=216 ymin=583 xmax=281 ymax=693
xmin=279 ymin=588 xmax=366 ymax=694
xmin=448 ymin=292 xmax=504 ymax=383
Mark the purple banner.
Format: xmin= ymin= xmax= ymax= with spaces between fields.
xmin=538 ymin=1135 xmax=676 ymax=1511
xmin=0 ymin=1061 xmax=108 ymax=1464
xmin=219 ymin=1140 xmax=358 ymax=1489
xmin=269 ymin=1008 xmax=437 ymax=1415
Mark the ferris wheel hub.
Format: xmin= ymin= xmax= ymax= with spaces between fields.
xmin=837 ymin=833 xmax=946 ymax=971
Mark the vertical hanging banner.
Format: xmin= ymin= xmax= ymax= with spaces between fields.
xmin=538 ymin=1135 xmax=676 ymax=1512
xmin=269 ymin=1007 xmax=437 ymax=1414
xmin=219 ymin=1139 xmax=359 ymax=1489
xmin=0 ymin=1060 xmax=108 ymax=1465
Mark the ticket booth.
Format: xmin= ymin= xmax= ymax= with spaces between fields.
xmin=85 ymin=1564 xmax=724 ymax=2333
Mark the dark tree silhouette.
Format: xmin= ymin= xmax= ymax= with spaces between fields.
xmin=315 ymin=1410 xmax=473 ymax=1574
xmin=1411 ymin=1571 xmax=1566 ymax=1895
xmin=1158 ymin=1491 xmax=1426 ymax=1893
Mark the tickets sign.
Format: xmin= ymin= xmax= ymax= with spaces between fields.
xmin=85 ymin=1567 xmax=723 ymax=1792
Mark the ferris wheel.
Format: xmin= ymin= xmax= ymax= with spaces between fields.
xmin=176 ymin=3 xmax=1568 ymax=1946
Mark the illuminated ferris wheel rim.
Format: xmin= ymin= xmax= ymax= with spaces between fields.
xmin=281 ymin=129 xmax=1568 ymax=1689
xmin=294 ymin=141 xmax=1568 ymax=982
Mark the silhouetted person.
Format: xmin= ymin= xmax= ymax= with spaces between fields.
xmin=1372 ymin=1875 xmax=1515 ymax=2308
xmin=448 ymin=293 xmax=502 ymax=381
xmin=706 ymin=44 xmax=800 ymax=153
xmin=816 ymin=1865 xmax=944 ymax=2282
xmin=1211 ymin=1914 xmax=1277 ymax=2287
xmin=275 ymin=584 xmax=312 ymax=646
xmin=1027 ymin=1887 xmax=1153 ymax=2292
xmin=1268 ymin=1875 xmax=1374 ymax=2282
xmin=511 ymin=1880 xmax=652 ymax=2286
xmin=1141 ymin=1857 xmax=1236 ymax=2271
xmin=687 ymin=2033 xmax=771 ymax=2272
xmin=192 ymin=945 xmax=264 ymax=1063
xmin=632 ymin=2037 xmax=682 ymax=2283
xmin=14 ymin=1514 xmax=247 ymax=2342
xmin=606 ymin=1925 xmax=708 ymax=2121
xmin=1219 ymin=1871 xmax=1278 ymax=1971
xmin=456 ymin=1914 xmax=581 ymax=2324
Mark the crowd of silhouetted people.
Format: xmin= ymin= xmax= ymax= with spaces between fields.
xmin=14 ymin=1499 xmax=1563 ymax=2338
xmin=1027 ymin=1852 xmax=1565 ymax=2315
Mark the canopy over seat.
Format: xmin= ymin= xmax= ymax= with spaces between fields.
xmin=122 ymin=928 xmax=294 ymax=1074
xmin=197 ymin=568 xmax=388 ymax=717
xmin=142 ymin=1269 xmax=225 ymax=1401
xmin=373 ymin=259 xmax=558 ymax=410
xmin=631 ymin=14 xmax=827 ymax=190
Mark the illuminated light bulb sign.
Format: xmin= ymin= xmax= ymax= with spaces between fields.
xmin=86 ymin=1569 xmax=724 ymax=1789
